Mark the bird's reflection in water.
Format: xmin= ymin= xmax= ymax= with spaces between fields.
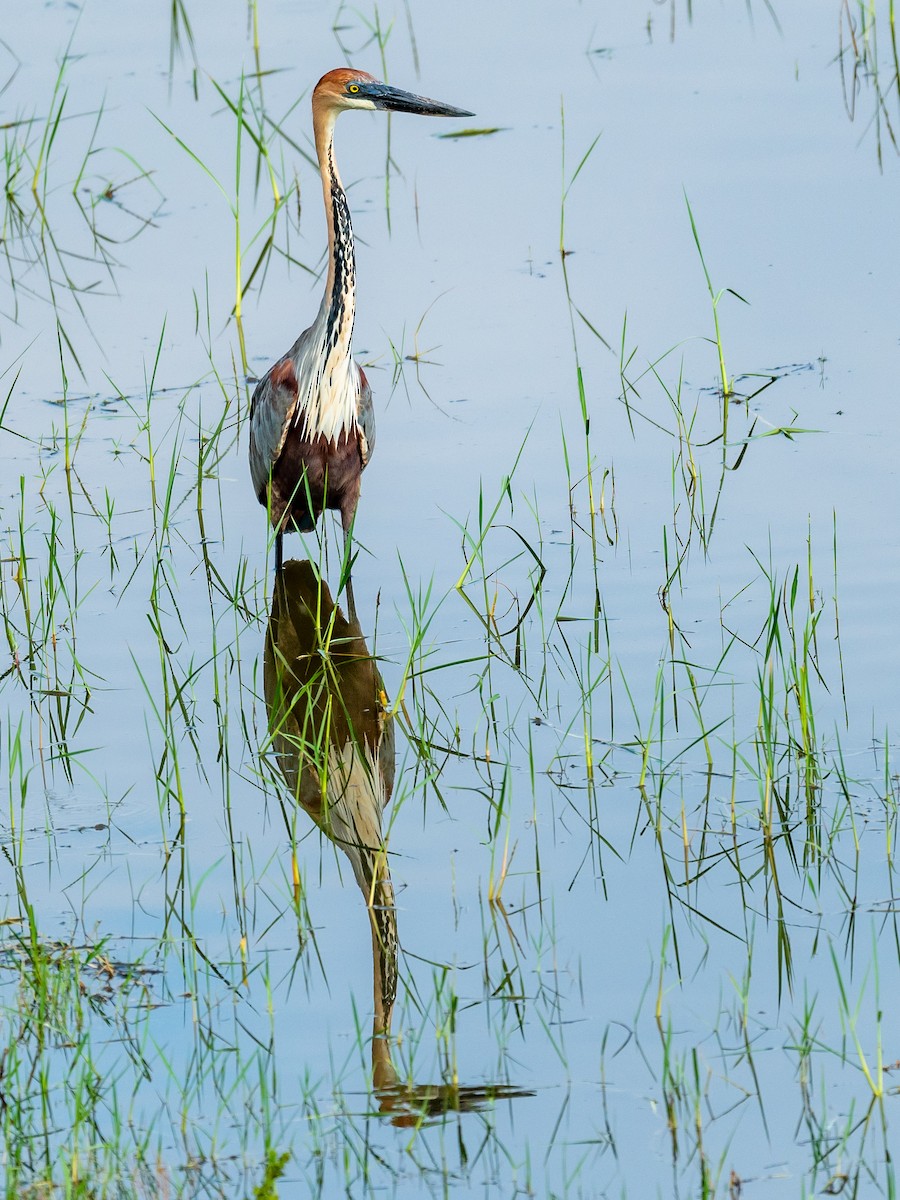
xmin=265 ymin=559 xmax=397 ymax=1048
xmin=265 ymin=561 xmax=533 ymax=1123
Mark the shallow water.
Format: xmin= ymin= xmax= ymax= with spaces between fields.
xmin=1 ymin=2 xmax=899 ymax=1196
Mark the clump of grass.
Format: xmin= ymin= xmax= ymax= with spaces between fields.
xmin=154 ymin=69 xmax=300 ymax=374
xmin=838 ymin=0 xmax=900 ymax=168
xmin=684 ymin=193 xmax=750 ymax=425
xmin=0 ymin=30 xmax=162 ymax=355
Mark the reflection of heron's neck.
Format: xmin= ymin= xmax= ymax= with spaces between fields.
xmin=374 ymin=912 xmax=400 ymax=1094
xmin=314 ymin=109 xmax=356 ymax=367
xmin=369 ymin=855 xmax=397 ymax=1028
xmin=371 ymin=1029 xmax=397 ymax=1092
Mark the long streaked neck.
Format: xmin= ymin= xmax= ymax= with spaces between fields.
xmin=313 ymin=104 xmax=356 ymax=361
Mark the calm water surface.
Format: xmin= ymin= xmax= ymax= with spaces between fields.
xmin=1 ymin=1 xmax=899 ymax=1196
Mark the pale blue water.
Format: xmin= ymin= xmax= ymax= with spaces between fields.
xmin=1 ymin=2 xmax=899 ymax=1195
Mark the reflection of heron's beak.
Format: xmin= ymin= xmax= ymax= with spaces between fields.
xmin=264 ymin=559 xmax=398 ymax=1039
xmin=371 ymin=1032 xmax=536 ymax=1126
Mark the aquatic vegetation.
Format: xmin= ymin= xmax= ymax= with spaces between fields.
xmin=0 ymin=3 xmax=898 ymax=1197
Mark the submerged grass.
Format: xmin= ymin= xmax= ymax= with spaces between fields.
xmin=838 ymin=0 xmax=900 ymax=167
xmin=0 ymin=4 xmax=898 ymax=1198
xmin=1 ymin=38 xmax=162 ymax=362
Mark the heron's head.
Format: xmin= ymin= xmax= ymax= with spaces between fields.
xmin=313 ymin=68 xmax=474 ymax=119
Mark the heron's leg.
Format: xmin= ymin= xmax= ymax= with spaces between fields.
xmin=343 ymin=527 xmax=358 ymax=621
xmin=341 ymin=508 xmax=358 ymax=621
xmin=275 ymin=531 xmax=283 ymax=575
xmin=344 ymin=574 xmax=358 ymax=622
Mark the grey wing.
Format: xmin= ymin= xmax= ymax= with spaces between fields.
xmin=249 ymin=356 xmax=299 ymax=500
xmin=356 ymin=364 xmax=375 ymax=467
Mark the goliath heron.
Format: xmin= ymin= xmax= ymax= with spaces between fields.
xmin=249 ymin=69 xmax=473 ymax=573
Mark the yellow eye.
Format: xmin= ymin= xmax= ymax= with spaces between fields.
xmin=348 ymin=84 xmax=360 ymax=94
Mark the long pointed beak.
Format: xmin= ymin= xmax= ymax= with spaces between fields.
xmin=367 ymin=83 xmax=474 ymax=118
